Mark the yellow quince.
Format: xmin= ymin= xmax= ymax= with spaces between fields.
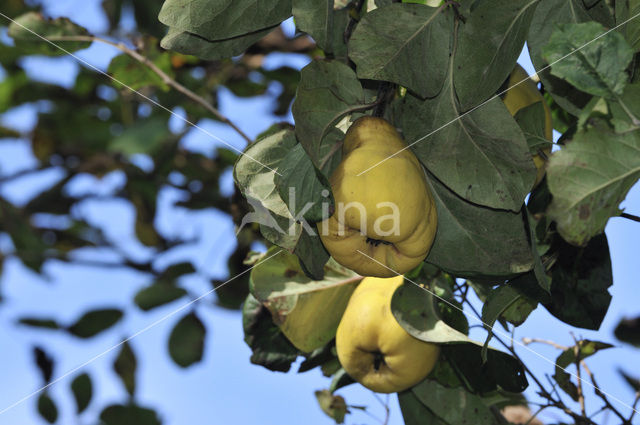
xmin=336 ymin=275 xmax=440 ymax=393
xmin=502 ymin=64 xmax=554 ymax=186
xmin=317 ymin=116 xmax=437 ymax=278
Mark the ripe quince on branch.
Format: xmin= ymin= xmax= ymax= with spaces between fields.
xmin=502 ymin=64 xmax=554 ymax=186
xmin=318 ymin=117 xmax=437 ymax=278
xmin=336 ymin=275 xmax=440 ymax=393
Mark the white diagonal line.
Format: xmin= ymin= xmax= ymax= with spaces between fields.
xmin=357 ymin=10 xmax=640 ymax=177
xmin=356 ymin=249 xmax=640 ymax=416
xmin=0 ymin=249 xmax=283 ymax=416
xmin=0 ymin=11 xmax=281 ymax=176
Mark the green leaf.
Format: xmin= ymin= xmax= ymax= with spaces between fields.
xmin=482 ymin=284 xmax=536 ymax=329
xmin=242 ymin=293 xmax=300 ymax=371
xmin=274 ymin=143 xmax=334 ymax=223
xmin=553 ymin=340 xmax=613 ymax=401
xmin=398 ymin=390 xmax=447 ymax=425
xmin=160 ymin=26 xmax=275 ymax=61
xmin=291 ymin=60 xmax=364 ymax=166
xmin=233 ymin=128 xmax=303 ymax=250
xmin=349 ymin=3 xmax=451 ymax=98
xmin=107 ymin=42 xmax=175 ymax=91
xmin=37 ymin=393 xmax=58 ymax=424
xmin=18 ymin=318 xmax=60 ymax=329
xmin=328 ymin=368 xmax=355 ymax=392
xmin=543 ymin=234 xmax=612 ymax=329
xmin=108 ymin=117 xmax=170 ymax=156
xmin=614 ymin=316 xmax=640 ymax=347
xmin=514 ymin=102 xmax=554 ymax=153
xmin=100 ymin=404 xmax=161 ymax=425
xmin=527 ymin=0 xmax=592 ymax=116
xmin=609 ymin=82 xmax=640 ymax=133
xmin=293 ymin=230 xmax=330 ymax=280
xmin=292 ymin=0 xmax=333 ymax=51
xmin=70 ymin=373 xmax=92 ymax=414
xmin=424 ymin=171 xmax=534 ymax=278
xmin=249 ymin=247 xmax=360 ymax=353
xmin=542 ymin=22 xmax=634 ymax=99
xmin=158 ymin=0 xmax=291 ymax=41
xmin=8 ymin=12 xmax=92 ymax=56
xmin=134 ymin=283 xmax=187 ymax=311
xmin=67 ymin=308 xmax=123 ymax=338
xmin=411 ymin=379 xmax=501 ymax=424
xmin=168 ymin=312 xmax=206 ymax=367
xmin=114 ymin=341 xmax=137 ymax=396
xmin=616 ymin=0 xmax=640 ymax=51
xmin=547 ymin=125 xmax=640 ymax=246
xmin=454 ymin=0 xmax=540 ymax=110
xmin=397 ymin=81 xmax=536 ymax=212
xmin=586 ymin=0 xmax=616 ymax=27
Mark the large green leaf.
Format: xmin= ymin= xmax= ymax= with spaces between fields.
xmin=8 ymin=12 xmax=92 ymax=56
xmin=291 ymin=60 xmax=364 ymax=166
xmin=543 ymin=234 xmax=612 ymax=330
xmin=527 ymin=0 xmax=592 ymax=115
xmin=423 ymin=171 xmax=534 ymax=278
xmin=349 ymin=3 xmax=451 ymax=98
xmin=233 ymin=129 xmax=303 ymax=250
xmin=454 ymin=0 xmax=540 ymax=110
xmin=292 ymin=0 xmax=333 ymax=51
xmin=160 ymin=26 xmax=275 ymax=61
xmin=398 ymin=390 xmax=447 ymax=425
xmin=397 ymin=76 xmax=536 ymax=212
xmin=547 ymin=125 xmax=640 ymax=246
xmin=542 ymin=22 xmax=634 ymax=99
xmin=158 ymin=0 xmax=291 ymax=41
xmin=616 ymin=0 xmax=640 ymax=51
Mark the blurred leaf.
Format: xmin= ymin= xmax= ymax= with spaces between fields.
xmin=328 ymin=368 xmax=355 ymax=392
xmin=542 ymin=22 xmax=634 ymax=99
xmin=19 ymin=318 xmax=60 ymax=329
xmin=618 ymin=369 xmax=640 ymax=392
xmin=397 ymin=83 xmax=536 ymax=212
xmin=242 ymin=294 xmax=299 ymax=372
xmin=70 ymin=373 xmax=92 ymax=414
xmin=454 ymin=0 xmax=539 ymax=110
xmin=8 ymin=12 xmax=92 ymax=56
xmin=114 ymin=341 xmax=137 ymax=396
xmin=553 ymin=340 xmax=613 ymax=401
xmin=547 ymin=125 xmax=640 ymax=246
xmin=130 ymin=0 xmax=166 ymax=38
xmin=134 ymin=283 xmax=187 ymax=311
xmin=291 ymin=60 xmax=364 ymax=166
xmin=100 ymin=404 xmax=161 ymax=425
xmin=315 ymin=390 xmax=348 ymax=424
xmin=423 ymin=170 xmax=534 ymax=278
xmin=614 ymin=316 xmax=640 ymax=347
xmin=37 ymin=393 xmax=58 ymax=424
xmin=528 ymin=0 xmax=592 ymax=116
xmin=159 ymin=0 xmax=292 ymax=41
xmin=274 ymin=143 xmax=333 ymax=223
xmin=160 ymin=26 xmax=276 ymax=61
xmin=33 ymin=346 xmax=54 ymax=383
xmin=67 ymin=308 xmax=123 ymax=338
xmin=398 ymin=390 xmax=447 ymax=425
xmin=107 ymin=41 xmax=175 ymax=91
xmin=544 ymin=234 xmax=612 ymax=329
xmin=0 ymin=125 xmax=20 ymax=138
xmin=168 ymin=312 xmax=205 ymax=367
xmin=349 ymin=3 xmax=451 ymax=98
xmin=109 ymin=117 xmax=170 ymax=155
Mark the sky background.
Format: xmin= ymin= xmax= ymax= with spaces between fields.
xmin=0 ymin=1 xmax=639 ymax=424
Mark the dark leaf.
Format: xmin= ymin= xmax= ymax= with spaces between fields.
xmin=134 ymin=284 xmax=187 ymax=311
xmin=100 ymin=404 xmax=161 ymax=425
xmin=8 ymin=12 xmax=92 ymax=56
xmin=114 ymin=341 xmax=137 ymax=396
xmin=168 ymin=312 xmax=206 ymax=367
xmin=70 ymin=373 xmax=92 ymax=414
xmin=33 ymin=346 xmax=54 ymax=383
xmin=614 ymin=316 xmax=640 ymax=347
xmin=37 ymin=393 xmax=58 ymax=424
xmin=67 ymin=308 xmax=123 ymax=338
xmin=19 ymin=318 xmax=60 ymax=329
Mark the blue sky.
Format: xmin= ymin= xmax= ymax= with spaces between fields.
xmin=0 ymin=2 xmax=639 ymax=424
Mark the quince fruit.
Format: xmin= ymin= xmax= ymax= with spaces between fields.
xmin=318 ymin=117 xmax=437 ymax=278
xmin=502 ymin=64 xmax=553 ymax=186
xmin=336 ymin=275 xmax=440 ymax=393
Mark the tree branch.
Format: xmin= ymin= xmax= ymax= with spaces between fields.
xmin=620 ymin=212 xmax=640 ymax=223
xmin=48 ymin=35 xmax=253 ymax=144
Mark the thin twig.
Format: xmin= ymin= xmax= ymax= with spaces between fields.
xmin=571 ymin=334 xmax=587 ymax=418
xmin=580 ymin=361 xmax=630 ymax=424
xmin=48 ymin=35 xmax=252 ymax=144
xmin=522 ymin=337 xmax=568 ymax=351
xmin=620 ymin=212 xmax=640 ymax=223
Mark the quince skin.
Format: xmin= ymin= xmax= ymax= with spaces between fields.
xmin=318 ymin=117 xmax=437 ymax=277
xmin=336 ymin=275 xmax=440 ymax=393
